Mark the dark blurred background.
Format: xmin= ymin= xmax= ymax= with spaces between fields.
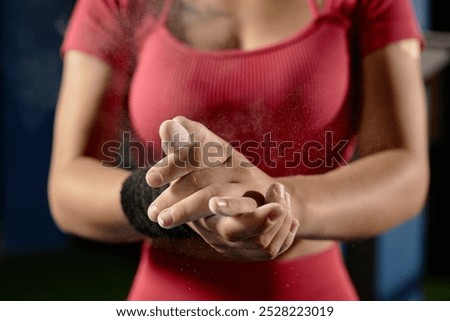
xmin=0 ymin=0 xmax=449 ymax=300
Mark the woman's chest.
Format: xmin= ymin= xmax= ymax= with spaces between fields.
xmin=166 ymin=0 xmax=314 ymax=51
xmin=128 ymin=0 xmax=356 ymax=174
xmin=129 ymin=26 xmax=353 ymax=142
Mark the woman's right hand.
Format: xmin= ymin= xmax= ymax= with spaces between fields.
xmin=186 ymin=183 xmax=300 ymax=261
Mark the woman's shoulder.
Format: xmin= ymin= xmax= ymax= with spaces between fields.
xmin=62 ymin=0 xmax=166 ymax=68
xmin=79 ymin=0 xmax=164 ymax=22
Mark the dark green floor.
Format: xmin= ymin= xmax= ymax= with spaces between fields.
xmin=1 ymin=243 xmax=449 ymax=300
xmin=0 ymin=243 xmax=140 ymax=300
xmin=423 ymin=277 xmax=450 ymax=301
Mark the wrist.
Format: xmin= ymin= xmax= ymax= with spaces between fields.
xmin=276 ymin=176 xmax=317 ymax=239
xmin=121 ymin=169 xmax=196 ymax=239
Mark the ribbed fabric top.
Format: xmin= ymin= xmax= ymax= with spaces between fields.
xmin=62 ymin=0 xmax=423 ymax=177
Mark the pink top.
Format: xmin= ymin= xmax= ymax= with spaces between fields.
xmin=62 ymin=0 xmax=422 ymax=176
xmin=61 ymin=0 xmax=423 ymax=300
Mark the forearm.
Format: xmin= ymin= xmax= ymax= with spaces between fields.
xmin=49 ymin=156 xmax=142 ymax=243
xmin=279 ymin=149 xmax=429 ymax=240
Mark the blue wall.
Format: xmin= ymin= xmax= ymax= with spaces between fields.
xmin=374 ymin=0 xmax=430 ymax=300
xmin=375 ymin=212 xmax=427 ymax=300
xmin=1 ymin=0 xmax=74 ymax=254
xmin=413 ymin=0 xmax=431 ymax=30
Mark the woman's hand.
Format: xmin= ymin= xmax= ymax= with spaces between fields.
xmin=187 ymin=183 xmax=300 ymax=261
xmin=146 ymin=116 xmax=276 ymax=228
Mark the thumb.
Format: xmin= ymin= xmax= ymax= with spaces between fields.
xmin=159 ymin=119 xmax=192 ymax=154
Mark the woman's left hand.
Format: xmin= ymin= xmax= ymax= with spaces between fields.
xmin=146 ymin=116 xmax=276 ymax=229
xmin=187 ymin=183 xmax=300 ymax=261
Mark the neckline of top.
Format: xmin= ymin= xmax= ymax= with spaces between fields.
xmin=154 ymin=0 xmax=331 ymax=58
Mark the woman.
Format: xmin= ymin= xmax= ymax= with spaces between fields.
xmin=48 ymin=0 xmax=429 ymax=300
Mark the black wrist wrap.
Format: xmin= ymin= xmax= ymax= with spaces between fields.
xmin=120 ymin=169 xmax=195 ymax=239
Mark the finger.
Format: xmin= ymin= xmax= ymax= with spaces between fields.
xmin=265 ymin=182 xmax=287 ymax=204
xmin=193 ymin=215 xmax=297 ymax=260
xmin=159 ymin=120 xmax=191 ymax=154
xmin=262 ymin=214 xmax=294 ymax=259
xmin=147 ymin=183 xmax=180 ymax=222
xmin=173 ymin=116 xmax=236 ymax=172
xmin=168 ymin=164 xmax=233 ymax=197
xmin=208 ymin=203 xmax=286 ymax=242
xmin=191 ymin=218 xmax=246 ymax=250
xmin=208 ymin=197 xmax=258 ymax=216
xmin=207 ymin=190 xmax=264 ymax=218
xmin=156 ymin=183 xmax=244 ymax=228
xmin=285 ymin=191 xmax=292 ymax=210
xmin=277 ymin=193 xmax=297 ymax=254
xmin=186 ymin=219 xmax=265 ymax=257
xmin=265 ymin=189 xmax=298 ymax=257
xmin=146 ymin=142 xmax=203 ymax=187
xmin=147 ymin=166 xmax=235 ymax=222
xmin=166 ymin=166 xmax=265 ymax=203
xmin=194 ymin=216 xmax=265 ymax=251
xmin=219 ymin=190 xmax=290 ymax=247
xmin=147 ymin=117 xmax=234 ymax=187
xmin=278 ymin=219 xmax=300 ymax=255
xmin=185 ymin=221 xmax=201 ymax=236
xmin=172 ymin=116 xmax=230 ymax=149
xmin=190 ymin=221 xmax=243 ymax=255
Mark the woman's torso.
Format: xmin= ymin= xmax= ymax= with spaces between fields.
xmin=128 ymin=0 xmax=358 ymax=261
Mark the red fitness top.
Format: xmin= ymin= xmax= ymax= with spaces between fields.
xmin=62 ymin=0 xmax=422 ymax=300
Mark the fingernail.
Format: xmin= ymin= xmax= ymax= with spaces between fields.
xmin=147 ymin=205 xmax=159 ymax=222
xmin=158 ymin=209 xmax=174 ymax=227
xmin=146 ymin=171 xmax=163 ymax=186
xmin=291 ymin=220 xmax=300 ymax=233
xmin=217 ymin=200 xmax=227 ymax=208
xmin=274 ymin=183 xmax=285 ymax=200
xmin=285 ymin=192 xmax=291 ymax=209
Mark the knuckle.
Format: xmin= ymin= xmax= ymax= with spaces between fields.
xmin=257 ymin=234 xmax=271 ymax=249
xmin=280 ymin=239 xmax=292 ymax=254
xmin=170 ymin=206 xmax=185 ymax=223
xmin=185 ymin=171 xmax=199 ymax=188
xmin=191 ymin=144 xmax=203 ymax=168
xmin=275 ymin=204 xmax=288 ymax=219
xmin=265 ymin=243 xmax=280 ymax=259
xmin=246 ymin=166 xmax=259 ymax=180
xmin=175 ymin=147 xmax=189 ymax=167
xmin=214 ymin=220 xmax=239 ymax=242
xmin=208 ymin=184 xmax=224 ymax=198
xmin=173 ymin=115 xmax=187 ymax=123
xmin=196 ymin=123 xmax=208 ymax=136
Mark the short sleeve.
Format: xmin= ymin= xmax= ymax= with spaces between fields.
xmin=61 ymin=0 xmax=130 ymax=69
xmin=357 ymin=0 xmax=424 ymax=57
